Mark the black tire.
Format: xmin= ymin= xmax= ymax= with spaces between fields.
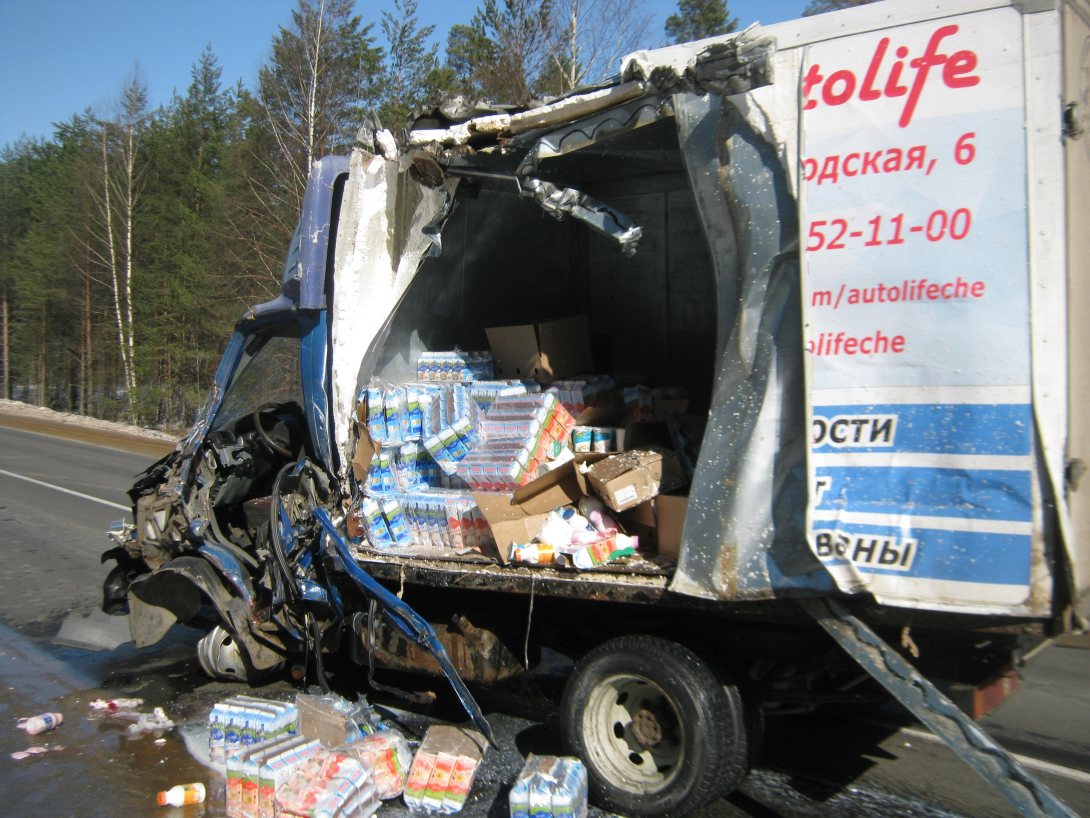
xmin=560 ymin=635 xmax=749 ymax=818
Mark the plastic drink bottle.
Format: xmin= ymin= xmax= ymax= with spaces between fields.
xmin=156 ymin=783 xmax=206 ymax=806
xmin=18 ymin=712 xmax=63 ymax=734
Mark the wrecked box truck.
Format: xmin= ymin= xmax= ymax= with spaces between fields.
xmin=104 ymin=0 xmax=1090 ymax=815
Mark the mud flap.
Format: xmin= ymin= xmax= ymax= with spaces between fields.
xmin=313 ymin=508 xmax=495 ymax=746
xmin=800 ymin=598 xmax=1077 ymax=818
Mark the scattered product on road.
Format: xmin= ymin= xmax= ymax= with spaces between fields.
xmin=16 ymin=712 xmax=63 ymax=735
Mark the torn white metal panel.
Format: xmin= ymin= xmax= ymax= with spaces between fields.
xmin=1023 ymin=6 xmax=1067 ymax=617
xmin=375 ymin=129 xmax=399 ymax=159
xmin=518 ymin=178 xmax=643 ymax=255
xmin=1061 ymin=0 xmax=1090 ymax=621
xmin=406 ymin=84 xmax=649 ymax=149
xmin=329 ymin=149 xmax=453 ymax=475
xmin=727 ymin=46 xmax=805 ymax=196
xmin=507 ymin=82 xmax=646 ymax=134
xmin=407 ymin=114 xmax=512 ymax=148
xmin=515 ymin=95 xmax=675 ymax=175
xmin=622 ymin=27 xmax=760 ymax=84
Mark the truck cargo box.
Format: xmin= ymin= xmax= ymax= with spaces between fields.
xmin=326 ymin=0 xmax=1090 ymax=622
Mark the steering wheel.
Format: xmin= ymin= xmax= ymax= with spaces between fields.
xmin=252 ymin=402 xmax=296 ymax=458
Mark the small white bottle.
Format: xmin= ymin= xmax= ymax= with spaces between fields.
xmin=156 ymin=783 xmax=206 ymax=807
xmin=18 ymin=712 xmax=63 ymax=735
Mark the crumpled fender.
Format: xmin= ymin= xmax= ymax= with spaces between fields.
xmin=127 ymin=556 xmax=283 ymax=671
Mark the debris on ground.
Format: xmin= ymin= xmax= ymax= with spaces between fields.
xmin=127 ymin=706 xmax=175 ymax=735
xmin=11 ymin=744 xmax=65 ymax=761
xmin=156 ymin=782 xmax=206 ymax=807
xmin=89 ymin=697 xmax=143 ymax=712
xmin=16 ymin=712 xmax=63 ymax=735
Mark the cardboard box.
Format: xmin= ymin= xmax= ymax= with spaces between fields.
xmin=486 ymin=316 xmax=593 ymax=383
xmin=351 ymin=426 xmax=378 ymax=482
xmin=622 ymin=495 xmax=687 ymax=559
xmin=473 ymin=454 xmax=604 ymax=564
xmin=574 ymin=406 xmax=630 ymax=452
xmin=656 ymin=495 xmax=688 ymax=560
xmin=585 ymin=447 xmax=685 ymax=512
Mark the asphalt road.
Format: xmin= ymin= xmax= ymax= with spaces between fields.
xmin=1 ymin=420 xmax=1088 ymax=818
xmin=0 ymin=424 xmax=158 ymax=632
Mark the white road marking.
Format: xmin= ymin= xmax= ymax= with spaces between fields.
xmin=0 ymin=467 xmax=129 ymax=512
xmin=895 ymin=724 xmax=1090 ymax=784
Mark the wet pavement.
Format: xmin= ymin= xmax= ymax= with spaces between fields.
xmin=2 ymin=611 xmax=988 ymax=818
xmin=2 ymin=422 xmax=1086 ymax=818
xmin=1 ymin=621 xmax=212 ymax=817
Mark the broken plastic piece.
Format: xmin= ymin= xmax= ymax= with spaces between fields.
xmin=126 ymin=706 xmax=174 ymax=735
xmin=518 ymin=178 xmax=642 ymax=256
xmin=90 ymin=698 xmax=143 ymax=712
xmin=11 ymin=745 xmax=64 ymax=760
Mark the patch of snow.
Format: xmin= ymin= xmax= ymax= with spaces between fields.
xmin=0 ymin=398 xmax=178 ymax=443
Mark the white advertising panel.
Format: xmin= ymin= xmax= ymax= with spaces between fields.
xmin=801 ymin=8 xmax=1037 ymax=613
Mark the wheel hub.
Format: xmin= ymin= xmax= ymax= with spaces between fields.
xmin=580 ymin=674 xmax=685 ymax=794
xmin=631 ymin=706 xmax=664 ymax=747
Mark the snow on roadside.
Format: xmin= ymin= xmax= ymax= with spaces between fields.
xmin=0 ymin=399 xmax=178 ymax=443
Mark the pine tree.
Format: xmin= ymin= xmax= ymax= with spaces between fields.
xmin=465 ymin=0 xmax=554 ymax=105
xmin=139 ymin=47 xmax=242 ymax=425
xmin=664 ymin=0 xmax=738 ymax=44
xmin=443 ymin=22 xmax=501 ymax=100
xmin=379 ymin=0 xmax=440 ymax=130
xmin=4 ymin=126 xmax=96 ymax=412
xmin=257 ymin=0 xmax=383 ymax=202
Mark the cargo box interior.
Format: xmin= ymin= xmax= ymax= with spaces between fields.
xmin=367 ymin=116 xmax=721 ymax=420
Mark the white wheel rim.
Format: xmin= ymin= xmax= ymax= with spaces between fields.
xmin=581 ymin=673 xmax=684 ymax=794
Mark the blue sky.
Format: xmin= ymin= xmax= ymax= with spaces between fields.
xmin=0 ymin=0 xmax=807 ymax=149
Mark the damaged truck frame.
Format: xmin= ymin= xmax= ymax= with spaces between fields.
xmin=104 ymin=1 xmax=1089 ymax=816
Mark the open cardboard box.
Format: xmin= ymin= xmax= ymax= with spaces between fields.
xmin=474 ymin=447 xmax=687 ymax=564
xmin=351 ymin=424 xmax=378 ymax=482
xmin=623 ymin=495 xmax=689 ymax=560
xmin=486 ymin=315 xmax=593 ymax=383
xmin=473 ymin=453 xmax=605 ymax=564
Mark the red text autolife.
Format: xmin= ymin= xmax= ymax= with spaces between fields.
xmin=803 ymin=24 xmax=980 ymax=127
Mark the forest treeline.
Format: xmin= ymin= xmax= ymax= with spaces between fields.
xmin=0 ymin=0 xmax=854 ymax=429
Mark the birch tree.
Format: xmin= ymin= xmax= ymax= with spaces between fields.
xmin=257 ymin=0 xmax=382 ymax=204
xmin=85 ymin=76 xmax=147 ymax=422
xmin=539 ymin=0 xmax=652 ymax=96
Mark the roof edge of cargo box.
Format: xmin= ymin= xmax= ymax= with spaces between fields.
xmin=397 ymin=26 xmax=774 ymax=155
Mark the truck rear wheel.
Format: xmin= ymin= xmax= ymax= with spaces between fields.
xmin=560 ymin=635 xmax=749 ymax=818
